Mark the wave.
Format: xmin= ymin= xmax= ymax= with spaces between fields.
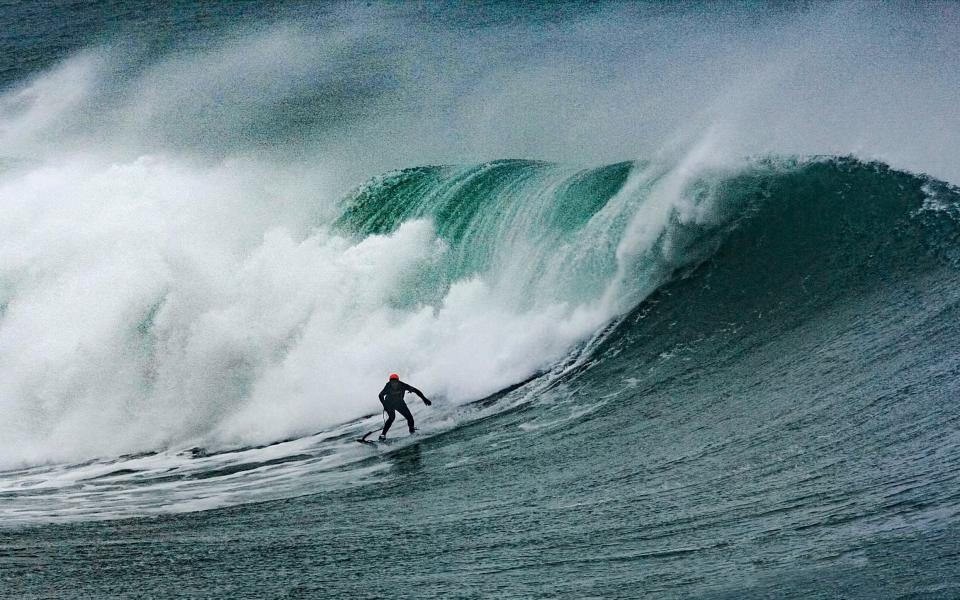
xmin=2 ymin=153 xmax=959 ymax=523
xmin=0 ymin=149 xmax=722 ymax=468
xmin=335 ymin=160 xmax=638 ymax=307
xmin=606 ymin=157 xmax=960 ymax=356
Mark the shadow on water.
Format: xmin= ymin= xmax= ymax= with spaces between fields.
xmin=388 ymin=444 xmax=422 ymax=476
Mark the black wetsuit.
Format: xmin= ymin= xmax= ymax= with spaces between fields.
xmin=379 ymin=379 xmax=428 ymax=436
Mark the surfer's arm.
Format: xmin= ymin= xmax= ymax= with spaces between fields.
xmin=378 ymin=384 xmax=389 ymax=403
xmin=403 ymin=382 xmax=431 ymax=405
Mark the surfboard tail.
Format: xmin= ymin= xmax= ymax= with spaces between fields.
xmin=357 ymin=429 xmax=379 ymax=445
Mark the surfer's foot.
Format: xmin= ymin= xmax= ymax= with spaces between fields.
xmin=378 ymin=434 xmax=386 ymax=441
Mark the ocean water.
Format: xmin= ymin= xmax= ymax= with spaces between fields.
xmin=2 ymin=2 xmax=960 ymax=598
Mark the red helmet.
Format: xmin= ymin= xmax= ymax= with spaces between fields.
xmin=389 ymin=373 xmax=399 ymax=380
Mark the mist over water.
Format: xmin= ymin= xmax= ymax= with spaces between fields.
xmin=1 ymin=1 xmax=959 ymax=469
xmin=3 ymin=2 xmax=959 ymax=174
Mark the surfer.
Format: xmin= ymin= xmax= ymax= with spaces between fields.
xmin=378 ymin=373 xmax=431 ymax=440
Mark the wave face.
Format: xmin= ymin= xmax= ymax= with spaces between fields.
xmin=333 ymin=159 xmax=672 ymax=310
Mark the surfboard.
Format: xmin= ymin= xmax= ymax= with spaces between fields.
xmin=356 ymin=429 xmax=417 ymax=445
xmin=358 ymin=430 xmax=405 ymax=445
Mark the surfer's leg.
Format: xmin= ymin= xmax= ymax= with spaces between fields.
xmin=396 ymin=401 xmax=415 ymax=433
xmin=381 ymin=407 xmax=396 ymax=437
